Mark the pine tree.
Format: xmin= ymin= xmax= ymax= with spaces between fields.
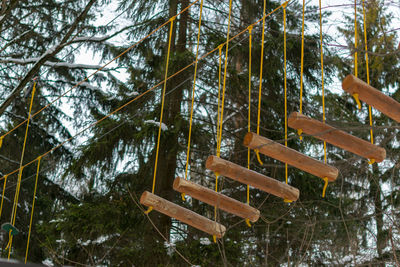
xmin=0 ymin=0 xmax=114 ymax=262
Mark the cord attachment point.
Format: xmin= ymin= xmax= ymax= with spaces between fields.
xmin=144 ymin=206 xmax=153 ymax=214
xmin=352 ymin=93 xmax=362 ymax=110
xmin=322 ymin=177 xmax=329 ymax=198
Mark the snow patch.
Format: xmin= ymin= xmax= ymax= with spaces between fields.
xmin=93 ymin=234 xmax=119 ymax=244
xmin=49 ymin=218 xmax=64 ymax=224
xmin=127 ymin=91 xmax=139 ymax=97
xmin=79 ymin=82 xmax=100 ymax=91
xmin=0 ymin=57 xmax=105 ymax=69
xmin=164 ymin=241 xmax=175 ymax=256
xmin=72 ymin=36 xmax=110 ymax=42
xmin=200 ymin=237 xmax=211 ymax=245
xmin=42 ymin=258 xmax=54 ymax=266
xmin=144 ymin=120 xmax=168 ymax=131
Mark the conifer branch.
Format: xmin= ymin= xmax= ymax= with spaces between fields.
xmin=0 ymin=0 xmax=97 ymax=117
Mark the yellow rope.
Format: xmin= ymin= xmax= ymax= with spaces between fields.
xmin=298 ymin=0 xmax=306 ymax=141
xmin=354 ymin=0 xmax=358 ymax=78
xmin=182 ymin=0 xmax=204 ymax=200
xmin=352 ymin=93 xmax=361 ymax=110
xmin=255 ymin=0 xmax=267 ymax=166
xmin=283 ymin=2 xmax=292 ymax=204
xmin=216 ymin=0 xmax=232 ymax=157
xmin=144 ymin=206 xmax=153 ymax=214
xmin=362 ymin=0 xmax=375 ymax=164
xmin=283 ymin=2 xmax=288 ymax=168
xmin=319 ymin=0 xmax=328 ymax=198
xmin=213 ymin=0 xmax=233 ymax=241
xmin=25 ymin=156 xmax=41 ymax=263
xmin=0 ymin=175 xmax=8 ymax=218
xmin=322 ymin=177 xmax=329 ymax=197
xmin=8 ymin=81 xmax=37 ymax=259
xmin=216 ymin=44 xmax=223 ymax=154
xmin=184 ymin=0 xmax=203 ymax=181
xmin=146 ymin=17 xmax=176 ymax=214
xmin=0 ymin=135 xmax=3 ymax=149
xmin=245 ymin=26 xmax=253 ymax=227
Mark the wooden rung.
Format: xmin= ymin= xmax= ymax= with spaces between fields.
xmin=342 ymin=74 xmax=400 ymax=122
xmin=173 ymin=177 xmax=260 ymax=222
xmin=288 ymin=112 xmax=386 ymax=162
xmin=140 ymin=191 xmax=226 ymax=238
xmin=243 ymin=132 xmax=338 ymax=181
xmin=205 ymin=156 xmax=300 ymax=201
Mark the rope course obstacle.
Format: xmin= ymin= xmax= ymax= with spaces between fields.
xmin=140 ymin=0 xmax=305 ymax=241
xmin=288 ymin=0 xmax=386 ymax=171
xmin=1 ymin=0 xmax=400 ymax=260
xmin=140 ymin=0 xmax=398 ymax=241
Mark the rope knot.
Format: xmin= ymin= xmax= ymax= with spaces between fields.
xmin=322 ymin=177 xmax=329 ymax=198
xmin=218 ymin=44 xmax=224 ymax=51
xmin=352 ymin=93 xmax=362 ymax=110
xmin=245 ymin=218 xmax=251 ymax=227
xmin=144 ymin=206 xmax=153 ymax=214
xmin=297 ymin=128 xmax=303 ymax=141
xmin=368 ymin=158 xmax=375 ymax=165
xmin=248 ymin=25 xmax=253 ymax=33
xmin=282 ymin=1 xmax=288 ymax=8
xmin=169 ymin=16 xmax=176 ymax=22
xmin=181 ymin=192 xmax=186 ymax=201
xmin=255 ymin=149 xmax=263 ymax=165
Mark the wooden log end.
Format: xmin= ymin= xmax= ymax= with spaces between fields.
xmin=173 ymin=176 xmax=183 ymax=191
xmin=374 ymin=148 xmax=386 ymax=163
xmin=288 ymin=112 xmax=304 ymax=129
xmin=292 ymin=188 xmax=300 ymax=201
xmin=205 ymin=155 xmax=217 ymax=170
xmin=342 ymin=74 xmax=361 ymax=94
xmin=243 ymin=132 xmax=255 ymax=147
xmin=140 ymin=191 xmax=151 ymax=205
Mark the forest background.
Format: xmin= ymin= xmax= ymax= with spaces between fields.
xmin=0 ymin=0 xmax=399 ymax=265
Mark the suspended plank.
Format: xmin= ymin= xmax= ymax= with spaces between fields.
xmin=173 ymin=177 xmax=260 ymax=222
xmin=205 ymin=156 xmax=299 ymax=201
xmin=342 ymin=74 xmax=400 ymax=122
xmin=140 ymin=191 xmax=226 ymax=238
xmin=288 ymin=112 xmax=386 ymax=162
xmin=243 ymin=132 xmax=338 ymax=181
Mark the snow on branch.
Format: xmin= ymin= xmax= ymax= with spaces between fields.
xmin=68 ymin=35 xmax=112 ymax=44
xmin=144 ymin=120 xmax=168 ymax=131
xmin=0 ymin=0 xmax=97 ymax=116
xmin=0 ymin=57 xmax=107 ymax=70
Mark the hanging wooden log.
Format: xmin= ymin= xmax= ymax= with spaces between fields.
xmin=288 ymin=112 xmax=386 ymax=162
xmin=205 ymin=156 xmax=300 ymax=201
xmin=342 ymin=74 xmax=400 ymax=122
xmin=173 ymin=177 xmax=260 ymax=222
xmin=140 ymin=191 xmax=226 ymax=238
xmin=243 ymin=132 xmax=338 ymax=181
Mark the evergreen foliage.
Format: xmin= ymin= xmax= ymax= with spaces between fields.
xmin=0 ymin=0 xmax=398 ymax=265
